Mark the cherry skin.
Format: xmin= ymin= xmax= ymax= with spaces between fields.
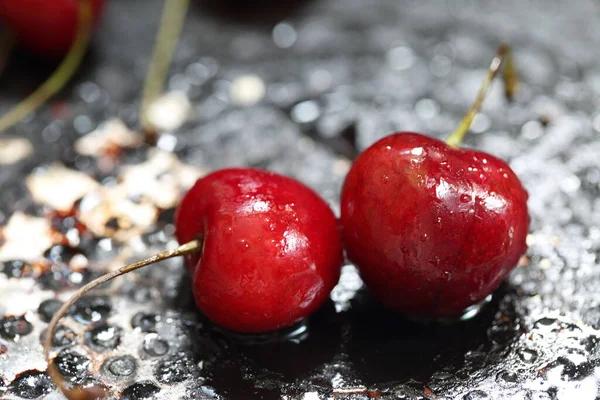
xmin=0 ymin=0 xmax=106 ymax=58
xmin=340 ymin=132 xmax=529 ymax=317
xmin=175 ymin=168 xmax=343 ymax=333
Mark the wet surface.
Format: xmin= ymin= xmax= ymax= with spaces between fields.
xmin=7 ymin=370 xmax=54 ymax=399
xmin=2 ymin=0 xmax=600 ymax=398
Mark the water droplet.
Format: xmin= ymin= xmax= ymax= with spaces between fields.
xmin=230 ymin=75 xmax=266 ymax=107
xmin=291 ymin=101 xmax=320 ymax=124
xmin=0 ymin=315 xmax=33 ymax=341
xmin=460 ymin=194 xmax=472 ymax=203
xmin=43 ymin=244 xmax=81 ymax=264
xmin=104 ymin=356 xmax=137 ymax=377
xmin=52 ymin=350 xmax=91 ymax=382
xmin=535 ymin=317 xmax=557 ymax=327
xmin=40 ymin=325 xmax=75 ymax=348
xmin=487 ymin=323 xmax=515 ymax=345
xmin=463 ymin=390 xmax=490 ymax=399
xmin=497 ymin=370 xmax=519 ymax=384
xmin=386 ymin=46 xmax=415 ymax=71
xmin=272 ymin=22 xmax=297 ymax=48
xmin=410 ymin=146 xmax=425 ymax=156
xmin=131 ymin=312 xmax=160 ymax=333
xmin=200 ymin=386 xmax=219 ymax=398
xmin=9 ymin=370 xmax=53 ymax=399
xmin=420 ymin=234 xmax=429 ymax=242
xmin=154 ymin=352 xmax=198 ymax=384
xmin=143 ymin=333 xmax=170 ymax=357
xmin=85 ymin=325 xmax=123 ymax=351
xmin=239 ymin=241 xmax=251 ymax=252
xmin=69 ymin=295 xmax=111 ymax=324
xmin=471 ymin=113 xmax=491 ymax=133
xmin=125 ymin=285 xmax=158 ymax=303
xmin=0 ymin=260 xmax=32 ymax=278
xmin=580 ymin=335 xmax=599 ymax=352
xmin=518 ymin=348 xmax=539 ymax=364
xmin=38 ymin=299 xmax=63 ymax=323
xmin=534 ymin=317 xmax=559 ymax=331
xmin=430 ymin=54 xmax=452 ymax=77
xmin=414 ymin=99 xmax=439 ymax=119
xmin=121 ymin=381 xmax=161 ymax=400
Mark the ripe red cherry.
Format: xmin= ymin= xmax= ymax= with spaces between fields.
xmin=0 ymin=0 xmax=105 ymax=58
xmin=44 ymin=168 xmax=343 ymax=397
xmin=341 ymin=132 xmax=529 ymax=317
xmin=341 ymin=45 xmax=529 ymax=318
xmin=175 ymin=168 xmax=343 ymax=333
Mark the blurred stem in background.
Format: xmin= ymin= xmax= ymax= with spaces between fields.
xmin=445 ymin=44 xmax=518 ymax=148
xmin=0 ymin=0 xmax=93 ymax=134
xmin=139 ymin=0 xmax=190 ymax=142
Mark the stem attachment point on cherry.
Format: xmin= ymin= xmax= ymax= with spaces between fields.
xmin=0 ymin=0 xmax=93 ymax=134
xmin=445 ymin=43 xmax=518 ymax=148
xmin=44 ymin=239 xmax=202 ymax=400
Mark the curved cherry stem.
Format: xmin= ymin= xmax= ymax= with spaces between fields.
xmin=139 ymin=0 xmax=190 ymax=139
xmin=44 ymin=240 xmax=201 ymax=400
xmin=0 ymin=0 xmax=93 ymax=134
xmin=445 ymin=43 xmax=518 ymax=148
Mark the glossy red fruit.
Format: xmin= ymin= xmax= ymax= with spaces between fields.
xmin=341 ymin=132 xmax=529 ymax=317
xmin=0 ymin=0 xmax=106 ymax=58
xmin=175 ymin=168 xmax=343 ymax=333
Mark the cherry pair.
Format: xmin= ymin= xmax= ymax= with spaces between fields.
xmin=42 ymin=45 xmax=530 ymax=398
xmin=175 ymin=116 xmax=530 ymax=331
xmin=45 ymin=44 xmax=528 ymax=335
xmin=176 ymin=44 xmax=528 ymax=331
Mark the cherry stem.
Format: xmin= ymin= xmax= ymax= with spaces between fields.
xmin=0 ymin=27 xmax=16 ymax=80
xmin=0 ymin=0 xmax=93 ymax=134
xmin=139 ymin=0 xmax=190 ymax=137
xmin=43 ymin=239 xmax=202 ymax=400
xmin=445 ymin=43 xmax=518 ymax=148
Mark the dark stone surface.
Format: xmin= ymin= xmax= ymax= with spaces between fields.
xmin=1 ymin=0 xmax=600 ymax=399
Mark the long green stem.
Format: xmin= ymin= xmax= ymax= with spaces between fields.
xmin=139 ymin=0 xmax=190 ymax=135
xmin=44 ymin=240 xmax=201 ymax=400
xmin=445 ymin=44 xmax=518 ymax=148
xmin=0 ymin=0 xmax=93 ymax=134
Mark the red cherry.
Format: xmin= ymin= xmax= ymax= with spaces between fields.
xmin=340 ymin=45 xmax=529 ymax=318
xmin=341 ymin=132 xmax=529 ymax=317
xmin=43 ymin=168 xmax=342 ymax=397
xmin=175 ymin=168 xmax=343 ymax=333
xmin=0 ymin=0 xmax=106 ymax=58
